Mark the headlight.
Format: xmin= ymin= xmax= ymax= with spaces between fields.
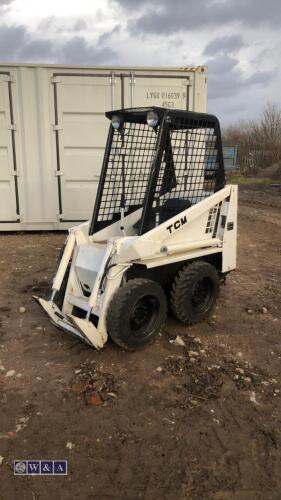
xmin=147 ymin=111 xmax=159 ymax=127
xmin=111 ymin=115 xmax=122 ymax=129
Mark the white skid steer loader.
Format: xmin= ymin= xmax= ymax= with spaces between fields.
xmin=34 ymin=107 xmax=237 ymax=350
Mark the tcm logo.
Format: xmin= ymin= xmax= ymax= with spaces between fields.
xmin=166 ymin=215 xmax=187 ymax=234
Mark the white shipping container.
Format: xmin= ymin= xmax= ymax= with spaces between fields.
xmin=0 ymin=63 xmax=208 ymax=230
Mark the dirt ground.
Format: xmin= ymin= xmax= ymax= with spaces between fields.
xmin=0 ymin=184 xmax=281 ymax=500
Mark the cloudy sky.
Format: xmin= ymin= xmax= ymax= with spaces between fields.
xmin=0 ymin=0 xmax=280 ymax=125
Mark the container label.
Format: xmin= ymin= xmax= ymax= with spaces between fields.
xmin=145 ymin=90 xmax=186 ymax=108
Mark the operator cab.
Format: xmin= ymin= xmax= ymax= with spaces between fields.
xmin=89 ymin=107 xmax=225 ymax=238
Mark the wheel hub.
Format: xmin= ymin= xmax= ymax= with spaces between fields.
xmin=192 ymin=277 xmax=213 ymax=311
xmin=129 ymin=296 xmax=158 ymax=336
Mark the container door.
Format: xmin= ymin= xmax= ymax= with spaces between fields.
xmin=0 ymin=74 xmax=19 ymax=222
xmin=54 ymin=74 xmax=120 ymax=221
xmin=122 ymin=73 xmax=190 ymax=110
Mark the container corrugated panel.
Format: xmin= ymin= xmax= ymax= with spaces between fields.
xmin=0 ymin=63 xmax=208 ymax=230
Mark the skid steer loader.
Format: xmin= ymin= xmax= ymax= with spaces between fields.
xmin=34 ymin=107 xmax=237 ymax=350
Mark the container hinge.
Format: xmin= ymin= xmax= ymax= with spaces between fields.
xmin=8 ymin=124 xmax=16 ymax=131
xmin=55 ymin=170 xmax=64 ymax=176
xmin=57 ymin=213 xmax=63 ymax=221
xmin=11 ymin=170 xmax=19 ymax=177
xmin=1 ymin=75 xmax=14 ymax=83
xmin=51 ymin=76 xmax=61 ymax=84
xmin=53 ymin=124 xmax=63 ymax=131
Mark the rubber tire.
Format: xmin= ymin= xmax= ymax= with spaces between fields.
xmin=107 ymin=279 xmax=167 ymax=351
xmin=170 ymin=261 xmax=219 ymax=325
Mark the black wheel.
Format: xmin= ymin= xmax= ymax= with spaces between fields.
xmin=107 ymin=279 xmax=167 ymax=350
xmin=170 ymin=261 xmax=219 ymax=324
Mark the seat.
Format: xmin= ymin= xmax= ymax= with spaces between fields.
xmin=159 ymin=198 xmax=191 ymax=224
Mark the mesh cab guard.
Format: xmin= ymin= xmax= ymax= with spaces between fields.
xmin=89 ymin=107 xmax=225 ymax=236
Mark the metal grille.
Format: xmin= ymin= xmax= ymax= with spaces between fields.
xmin=205 ymin=204 xmax=219 ymax=235
xmin=155 ymin=119 xmax=221 ymax=205
xmin=90 ymin=109 xmax=224 ymax=235
xmin=140 ymin=115 xmax=224 ymax=233
xmin=97 ymin=122 xmax=158 ymax=223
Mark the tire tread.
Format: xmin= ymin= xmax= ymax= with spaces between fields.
xmin=170 ymin=261 xmax=218 ymax=324
xmin=107 ymin=278 xmax=167 ymax=350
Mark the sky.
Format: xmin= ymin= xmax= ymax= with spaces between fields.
xmin=0 ymin=0 xmax=280 ymax=126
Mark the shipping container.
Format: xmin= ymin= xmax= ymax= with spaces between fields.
xmin=0 ymin=63 xmax=208 ymax=230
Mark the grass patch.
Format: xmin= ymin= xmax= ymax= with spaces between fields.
xmin=226 ymin=175 xmax=272 ymax=185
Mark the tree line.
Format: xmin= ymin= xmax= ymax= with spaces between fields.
xmin=222 ymin=102 xmax=281 ymax=174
